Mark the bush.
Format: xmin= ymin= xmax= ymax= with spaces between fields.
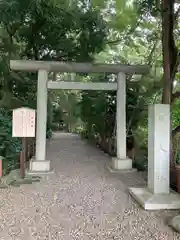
xmin=0 ymin=108 xmax=21 ymax=157
xmin=46 ymin=129 xmax=52 ymax=139
xmin=2 ymin=153 xmax=20 ymax=176
xmin=0 ymin=108 xmax=21 ymax=175
xmin=133 ymin=126 xmax=148 ymax=171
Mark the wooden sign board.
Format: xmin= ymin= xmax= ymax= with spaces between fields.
xmin=12 ymin=107 xmax=36 ymax=137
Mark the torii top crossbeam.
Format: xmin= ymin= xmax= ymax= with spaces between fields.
xmin=10 ymin=60 xmax=150 ymax=74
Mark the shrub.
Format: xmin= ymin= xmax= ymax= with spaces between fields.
xmin=0 ymin=108 xmax=20 ymax=157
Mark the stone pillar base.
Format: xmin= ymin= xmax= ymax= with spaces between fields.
xmin=170 ymin=215 xmax=180 ymax=233
xmin=106 ymin=157 xmax=137 ymax=173
xmin=129 ymin=187 xmax=180 ymax=210
xmin=27 ymin=158 xmax=54 ymax=175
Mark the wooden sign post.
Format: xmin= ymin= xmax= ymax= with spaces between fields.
xmin=12 ymin=107 xmax=36 ymax=179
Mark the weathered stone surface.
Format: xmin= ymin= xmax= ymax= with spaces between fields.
xmin=0 ymin=169 xmax=41 ymax=187
xmin=170 ymin=215 xmax=180 ymax=233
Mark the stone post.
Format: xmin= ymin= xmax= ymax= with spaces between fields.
xmin=129 ymin=104 xmax=180 ymax=210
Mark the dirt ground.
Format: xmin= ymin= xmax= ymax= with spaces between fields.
xmin=0 ymin=132 xmax=179 ymax=240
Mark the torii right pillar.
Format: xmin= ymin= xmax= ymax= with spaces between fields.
xmin=107 ymin=72 xmax=135 ymax=173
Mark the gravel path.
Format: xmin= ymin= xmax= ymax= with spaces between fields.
xmin=0 ymin=132 xmax=180 ymax=239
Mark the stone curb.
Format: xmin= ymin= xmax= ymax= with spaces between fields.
xmin=0 ymin=169 xmax=41 ymax=188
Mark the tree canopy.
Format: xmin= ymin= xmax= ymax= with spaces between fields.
xmin=0 ymin=0 xmax=180 ymax=172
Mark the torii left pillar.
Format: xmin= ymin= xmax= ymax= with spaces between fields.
xmin=29 ymin=69 xmax=51 ymax=173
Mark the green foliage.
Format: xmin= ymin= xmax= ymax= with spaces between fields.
xmin=0 ymin=108 xmax=20 ymax=157
xmin=51 ymin=90 xmax=82 ymax=132
xmin=75 ymin=0 xmax=164 ymax=170
xmin=174 ymin=147 xmax=180 ymax=165
xmin=172 ymin=99 xmax=180 ymax=128
xmin=0 ymin=0 xmax=178 ymax=174
xmin=173 ymin=132 xmax=180 ymax=165
xmin=0 ymin=0 xmax=108 ymax=174
xmin=0 ymin=0 xmax=107 ymax=105
xmin=79 ymin=73 xmax=155 ymax=150
xmin=134 ymin=0 xmax=160 ymax=17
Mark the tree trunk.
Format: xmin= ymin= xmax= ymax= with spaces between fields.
xmin=161 ymin=0 xmax=177 ymax=167
xmin=161 ymin=0 xmax=173 ymax=104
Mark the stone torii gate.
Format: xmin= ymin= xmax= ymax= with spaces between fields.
xmin=10 ymin=60 xmax=149 ymax=174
